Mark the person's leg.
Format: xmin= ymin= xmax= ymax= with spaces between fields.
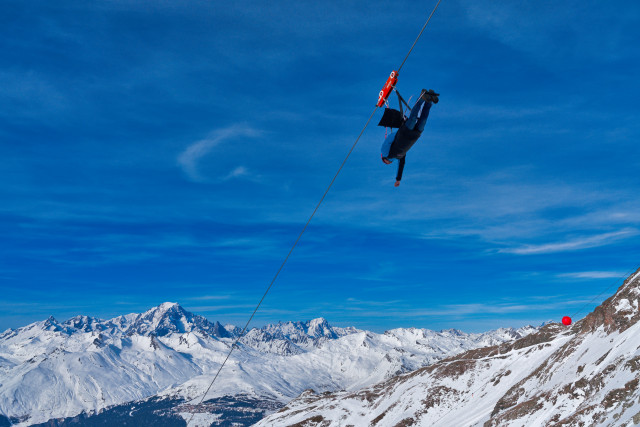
xmin=415 ymin=101 xmax=432 ymax=132
xmin=404 ymin=98 xmax=432 ymax=132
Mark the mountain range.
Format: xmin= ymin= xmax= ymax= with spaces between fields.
xmin=7 ymin=267 xmax=639 ymax=426
xmin=0 ymin=302 xmax=536 ymax=426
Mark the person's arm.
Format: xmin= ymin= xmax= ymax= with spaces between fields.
xmin=395 ymin=157 xmax=405 ymax=187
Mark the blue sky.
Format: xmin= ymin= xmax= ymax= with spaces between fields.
xmin=2 ymin=0 xmax=640 ymax=333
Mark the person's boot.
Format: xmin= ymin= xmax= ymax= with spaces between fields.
xmin=427 ymin=89 xmax=440 ymax=104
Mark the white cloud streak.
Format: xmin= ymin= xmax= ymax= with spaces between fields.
xmin=499 ymin=229 xmax=638 ymax=255
xmin=177 ymin=125 xmax=261 ymax=182
xmin=371 ymin=297 xmax=597 ymax=319
xmin=222 ymin=166 xmax=249 ymax=181
xmin=184 ymin=295 xmax=233 ymax=301
xmin=558 ymin=271 xmax=627 ymax=280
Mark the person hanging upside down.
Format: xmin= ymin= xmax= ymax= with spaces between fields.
xmin=381 ymin=89 xmax=438 ymax=187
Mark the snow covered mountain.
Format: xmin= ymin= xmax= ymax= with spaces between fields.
xmin=0 ymin=302 xmax=536 ymax=426
xmin=257 ymin=268 xmax=640 ymax=426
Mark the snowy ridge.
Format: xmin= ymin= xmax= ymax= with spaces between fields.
xmin=257 ymin=267 xmax=640 ymax=426
xmin=239 ymin=318 xmax=360 ymax=355
xmin=0 ymin=304 xmax=536 ymax=426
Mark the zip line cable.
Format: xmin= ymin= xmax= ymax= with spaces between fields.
xmin=186 ymin=105 xmax=379 ymax=424
xmin=398 ymin=0 xmax=443 ymax=73
xmin=187 ymin=2 xmax=443 ymax=424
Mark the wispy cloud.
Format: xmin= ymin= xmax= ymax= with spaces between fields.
xmin=499 ymin=229 xmax=638 ymax=255
xmin=184 ymin=295 xmax=233 ymax=301
xmin=186 ymin=304 xmax=256 ymax=313
xmin=177 ymin=125 xmax=261 ymax=182
xmin=222 ymin=166 xmax=249 ymax=181
xmin=0 ymin=70 xmax=69 ymax=120
xmin=558 ymin=271 xmax=627 ymax=280
xmin=373 ymin=297 xmax=597 ymax=319
xmin=345 ymin=298 xmax=403 ymax=307
xmin=462 ymin=0 xmax=638 ymax=63
xmin=315 ymin=173 xmax=640 ymax=266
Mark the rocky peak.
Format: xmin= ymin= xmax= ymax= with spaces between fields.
xmin=211 ymin=320 xmax=232 ymax=338
xmin=224 ymin=324 xmax=243 ymax=337
xmin=41 ymin=316 xmax=64 ymax=332
xmin=307 ymin=318 xmax=337 ymax=338
xmin=578 ymin=267 xmax=640 ymax=334
xmin=439 ymin=328 xmax=464 ymax=336
xmin=238 ymin=318 xmax=352 ymax=355
xmin=125 ymin=302 xmax=229 ymax=338
xmin=63 ymin=315 xmax=105 ymax=333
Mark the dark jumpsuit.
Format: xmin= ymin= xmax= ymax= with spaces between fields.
xmin=384 ymin=98 xmax=432 ymax=181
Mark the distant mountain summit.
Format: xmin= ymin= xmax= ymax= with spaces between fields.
xmin=64 ymin=315 xmax=106 ymax=333
xmin=121 ymin=302 xmax=231 ymax=338
xmin=24 ymin=302 xmax=232 ymax=339
xmin=257 ymin=268 xmax=640 ymax=426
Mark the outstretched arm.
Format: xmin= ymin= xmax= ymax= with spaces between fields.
xmin=395 ymin=157 xmax=405 ymax=187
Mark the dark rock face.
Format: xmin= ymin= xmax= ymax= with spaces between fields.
xmin=579 ymin=268 xmax=640 ymax=334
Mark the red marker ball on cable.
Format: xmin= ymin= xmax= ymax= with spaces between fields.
xmin=562 ymin=316 xmax=572 ymax=326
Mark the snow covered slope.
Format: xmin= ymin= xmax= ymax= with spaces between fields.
xmin=0 ymin=303 xmax=535 ymax=426
xmin=257 ymin=268 xmax=640 ymax=426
